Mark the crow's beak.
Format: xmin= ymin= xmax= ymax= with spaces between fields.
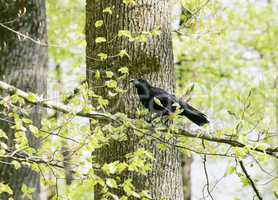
xmin=130 ymin=79 xmax=140 ymax=85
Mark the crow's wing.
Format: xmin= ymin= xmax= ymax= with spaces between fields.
xmin=179 ymin=100 xmax=209 ymax=126
xmin=150 ymin=87 xmax=179 ymax=114
xmin=151 ymin=87 xmax=209 ymax=126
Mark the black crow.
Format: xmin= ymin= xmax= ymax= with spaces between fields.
xmin=130 ymin=79 xmax=209 ymax=126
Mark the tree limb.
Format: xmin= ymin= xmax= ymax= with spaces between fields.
xmin=0 ymin=80 xmax=117 ymax=122
xmin=175 ymin=130 xmax=278 ymax=159
xmin=202 ymin=140 xmax=215 ymax=200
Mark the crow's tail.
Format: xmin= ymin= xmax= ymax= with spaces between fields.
xmin=180 ymin=102 xmax=209 ymax=126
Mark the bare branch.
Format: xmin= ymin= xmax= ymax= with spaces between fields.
xmin=239 ymin=160 xmax=263 ymax=200
xmin=0 ymin=22 xmax=61 ymax=48
xmin=202 ymin=140 xmax=215 ymax=200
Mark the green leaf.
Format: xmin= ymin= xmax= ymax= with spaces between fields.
xmin=123 ymin=179 xmax=134 ymax=196
xmin=233 ymin=147 xmax=247 ymax=158
xmin=118 ymin=30 xmax=132 ymax=38
xmin=224 ymin=166 xmax=235 ymax=176
xmin=106 ymin=71 xmax=114 ymax=78
xmin=95 ymin=37 xmax=106 ymax=43
xmin=11 ymin=160 xmax=21 ymax=170
xmin=240 ymin=177 xmax=249 ymax=187
xmin=153 ymin=97 xmax=163 ymax=107
xmin=120 ymin=196 xmax=128 ymax=200
xmin=21 ymin=184 xmax=35 ymax=199
xmin=118 ymin=49 xmax=130 ymax=58
xmin=103 ymin=7 xmax=113 ymax=14
xmin=106 ymin=178 xmax=118 ymax=188
xmin=140 ymin=190 xmax=152 ymax=199
xmin=0 ymin=142 xmax=8 ymax=150
xmin=135 ymin=34 xmax=147 ymax=42
xmin=105 ymin=80 xmax=117 ymax=89
xmin=151 ymin=27 xmax=161 ymax=36
xmin=27 ymin=93 xmax=37 ymax=103
xmin=0 ymin=149 xmax=5 ymax=156
xmin=123 ymin=0 xmax=136 ymax=5
xmin=274 ymin=191 xmax=278 ymax=199
xmin=0 ymin=129 xmax=8 ymax=139
xmin=116 ymin=162 xmax=127 ymax=174
xmin=102 ymin=163 xmax=117 ymax=175
xmin=118 ymin=67 xmax=129 ymax=74
xmin=97 ymin=97 xmax=109 ymax=108
xmin=95 ymin=70 xmax=101 ymax=80
xmin=131 ymin=191 xmax=140 ymax=198
xmin=14 ymin=130 xmax=28 ymax=148
xmin=11 ymin=94 xmax=19 ymax=103
xmin=22 ymin=118 xmax=32 ymax=124
xmin=29 ymin=125 xmax=39 ymax=136
xmin=0 ymin=183 xmax=13 ymax=195
xmin=95 ymin=20 xmax=103 ymax=28
xmin=156 ymin=143 xmax=167 ymax=151
xmin=97 ymin=53 xmax=108 ymax=60
xmin=31 ymin=163 xmax=40 ymax=173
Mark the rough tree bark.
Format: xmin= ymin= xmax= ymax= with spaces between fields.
xmin=86 ymin=0 xmax=186 ymax=199
xmin=181 ymin=155 xmax=192 ymax=200
xmin=0 ymin=1 xmax=48 ymax=199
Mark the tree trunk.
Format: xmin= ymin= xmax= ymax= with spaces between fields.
xmin=181 ymin=155 xmax=192 ymax=200
xmin=86 ymin=0 xmax=184 ymax=199
xmin=0 ymin=1 xmax=48 ymax=199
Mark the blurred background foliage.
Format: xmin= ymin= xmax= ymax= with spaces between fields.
xmin=175 ymin=0 xmax=277 ymax=134
xmin=45 ymin=0 xmax=277 ymax=199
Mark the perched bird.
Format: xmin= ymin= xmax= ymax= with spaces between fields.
xmin=130 ymin=78 xmax=209 ymax=126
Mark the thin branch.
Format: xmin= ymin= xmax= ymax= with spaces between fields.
xmin=1 ymin=149 xmax=100 ymax=174
xmin=0 ymin=80 xmax=118 ymax=123
xmin=144 ymin=130 xmax=234 ymax=157
xmin=250 ymin=154 xmax=277 ymax=178
xmin=239 ymin=160 xmax=263 ymax=200
xmin=0 ymin=117 xmax=80 ymax=144
xmin=202 ymin=140 xmax=215 ymax=200
xmin=0 ymin=22 xmax=61 ymax=48
xmin=175 ymin=130 xmax=278 ymax=159
xmin=1 ymin=150 xmax=67 ymax=171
